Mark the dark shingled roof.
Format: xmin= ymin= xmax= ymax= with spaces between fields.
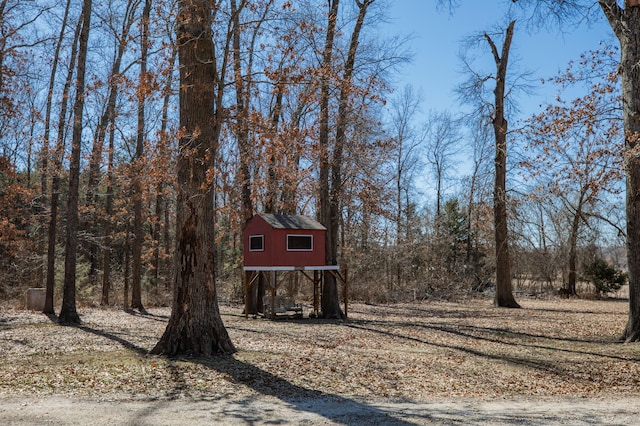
xmin=258 ymin=213 xmax=326 ymax=230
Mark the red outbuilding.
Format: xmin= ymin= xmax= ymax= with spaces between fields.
xmin=242 ymin=213 xmax=347 ymax=319
xmin=243 ymin=213 xmax=326 ymax=268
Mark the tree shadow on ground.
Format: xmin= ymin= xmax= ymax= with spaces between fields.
xmin=70 ymin=319 xmax=425 ymax=425
xmin=74 ymin=323 xmax=150 ymax=356
xmin=142 ymin=355 xmax=427 ymax=425
xmin=344 ymin=319 xmax=639 ymax=386
xmin=124 ymin=308 xmax=170 ymax=322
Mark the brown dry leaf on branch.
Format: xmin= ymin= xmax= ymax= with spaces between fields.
xmin=1 ymin=297 xmax=639 ymax=402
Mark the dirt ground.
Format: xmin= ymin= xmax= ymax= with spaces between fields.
xmin=1 ymin=296 xmax=639 ymax=424
xmin=1 ymin=394 xmax=639 ymax=425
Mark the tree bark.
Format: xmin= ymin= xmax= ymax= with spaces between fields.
xmin=566 ymin=194 xmax=585 ymax=297
xmin=151 ymin=0 xmax=235 ymax=356
xmin=131 ymin=0 xmax=152 ymax=313
xmin=59 ymin=0 xmax=93 ymax=324
xmin=323 ymin=0 xmax=373 ymax=318
xmin=599 ymin=0 xmax=640 ymax=341
xmin=231 ymin=0 xmax=272 ymax=315
xmin=151 ymin=43 xmax=176 ymax=291
xmin=485 ymin=20 xmax=520 ymax=308
xmin=318 ymin=0 xmax=340 ymax=317
xmin=86 ymin=0 xmax=138 ymax=287
xmin=101 ymin=123 xmax=115 ymax=306
xmin=43 ymin=0 xmax=76 ymax=315
xmin=39 ymin=0 xmax=71 ymax=301
xmin=231 ymin=0 xmax=253 ymax=227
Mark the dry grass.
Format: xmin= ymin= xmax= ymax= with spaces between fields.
xmin=1 ymin=296 xmax=639 ymax=402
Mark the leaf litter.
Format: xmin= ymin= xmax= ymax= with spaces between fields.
xmin=1 ymin=297 xmax=639 ymax=402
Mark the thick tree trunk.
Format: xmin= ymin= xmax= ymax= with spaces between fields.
xmin=600 ymin=0 xmax=640 ymax=342
xmin=151 ymin=0 xmax=235 ymax=356
xmin=485 ymin=21 xmax=520 ymax=309
xmin=59 ymin=0 xmax=92 ymax=324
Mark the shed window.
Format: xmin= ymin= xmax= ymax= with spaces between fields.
xmin=287 ymin=234 xmax=312 ymax=251
xmin=249 ymin=235 xmax=264 ymax=251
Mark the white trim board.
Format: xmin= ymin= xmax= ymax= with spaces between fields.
xmin=243 ymin=265 xmax=340 ymax=271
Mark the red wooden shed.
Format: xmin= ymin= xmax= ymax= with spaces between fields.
xmin=243 ymin=213 xmax=326 ymax=268
xmin=242 ymin=213 xmax=347 ymax=319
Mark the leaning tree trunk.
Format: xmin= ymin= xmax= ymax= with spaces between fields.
xmin=485 ymin=20 xmax=520 ymax=308
xmin=59 ymin=0 xmax=92 ymax=324
xmin=151 ymin=0 xmax=235 ymax=356
xmin=600 ymin=0 xmax=640 ymax=342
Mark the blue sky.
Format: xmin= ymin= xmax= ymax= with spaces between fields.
xmin=382 ymin=1 xmax=616 ymax=122
xmin=377 ymin=1 xmax=619 ymax=206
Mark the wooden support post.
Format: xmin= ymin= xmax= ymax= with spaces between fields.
xmin=344 ymin=268 xmax=348 ymax=319
xmin=270 ymin=270 xmax=276 ymax=320
xmin=313 ymin=270 xmax=320 ymax=317
xmin=244 ymin=271 xmax=249 ymax=318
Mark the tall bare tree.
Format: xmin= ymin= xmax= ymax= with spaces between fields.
xmin=131 ymin=0 xmax=151 ymax=313
xmin=485 ymin=21 xmax=520 ymax=308
xmin=86 ymin=0 xmax=139 ymax=292
xmin=424 ymin=110 xmax=460 ymax=218
xmin=59 ymin=0 xmax=93 ymax=324
xmin=599 ymin=0 xmax=640 ymax=341
xmin=152 ymin=0 xmax=235 ymax=355
xmin=521 ymin=48 xmax=623 ymax=296
xmin=387 ymin=85 xmax=423 ymax=290
xmin=320 ymin=0 xmax=374 ymax=318
xmin=42 ymin=0 xmax=75 ymax=315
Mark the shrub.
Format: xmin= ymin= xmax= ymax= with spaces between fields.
xmin=582 ymin=258 xmax=627 ymax=297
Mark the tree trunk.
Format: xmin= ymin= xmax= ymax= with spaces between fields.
xmin=266 ymin=81 xmax=283 ymax=214
xmin=59 ymin=0 xmax=93 ymax=324
xmin=231 ymin=0 xmax=270 ymax=315
xmin=152 ymin=0 xmax=235 ymax=356
xmin=123 ymin=226 xmax=130 ymax=309
xmin=130 ymin=0 xmax=151 ymax=313
xmin=600 ymin=0 xmax=640 ymax=342
xmin=323 ymin=0 xmax=373 ymax=318
xmin=101 ymin=119 xmax=116 ymax=306
xmin=85 ymin=0 xmax=137 ymax=287
xmin=43 ymin=0 xmax=77 ymax=315
xmin=153 ymin=44 xmax=176 ymax=291
xmin=566 ymin=196 xmax=584 ymax=296
xmin=485 ymin=20 xmax=520 ymax=308
xmin=317 ymin=0 xmax=340 ymax=317
xmin=567 ymin=214 xmax=579 ymax=296
xmin=39 ymin=0 xmax=71 ymax=299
